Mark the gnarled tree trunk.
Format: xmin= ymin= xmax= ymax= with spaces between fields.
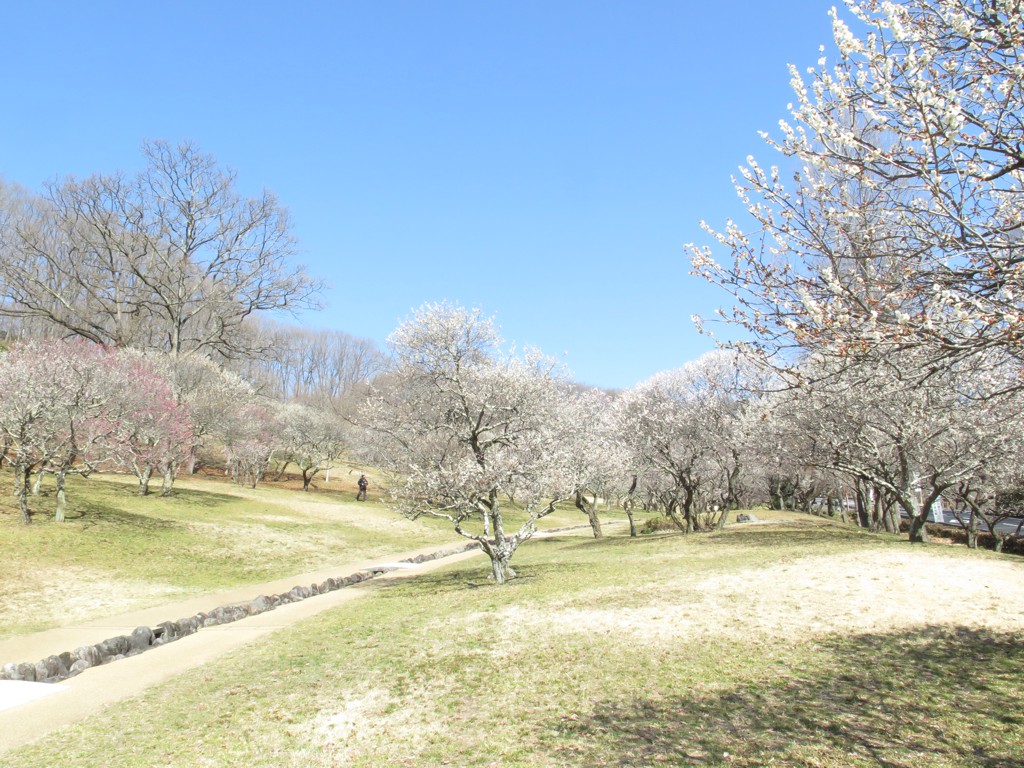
xmin=15 ymin=461 xmax=33 ymax=524
xmin=136 ymin=465 xmax=153 ymax=496
xmin=160 ymin=462 xmax=177 ymax=497
xmin=55 ymin=467 xmax=68 ymax=522
xmin=575 ymin=490 xmax=603 ymax=539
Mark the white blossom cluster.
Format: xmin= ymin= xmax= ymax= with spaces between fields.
xmin=692 ymin=0 xmax=1024 ymax=378
xmin=361 ymin=303 xmax=632 ymax=582
xmin=689 ymin=0 xmax=1024 ymax=540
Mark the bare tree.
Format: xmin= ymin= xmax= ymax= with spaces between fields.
xmin=236 ymin=317 xmax=386 ymax=404
xmin=0 ymin=141 xmax=322 ymax=358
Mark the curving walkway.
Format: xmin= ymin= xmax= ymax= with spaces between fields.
xmin=0 ymin=541 xmax=487 ymax=755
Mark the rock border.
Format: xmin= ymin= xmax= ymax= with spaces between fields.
xmin=1 ymin=542 xmax=480 ymax=685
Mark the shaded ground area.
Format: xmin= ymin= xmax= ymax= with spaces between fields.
xmin=553 ymin=626 xmax=1024 ymax=767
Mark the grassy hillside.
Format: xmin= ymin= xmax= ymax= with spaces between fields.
xmin=1 ymin=468 xmax=582 ymax=637
xmin=6 ymin=511 xmax=1024 ymax=767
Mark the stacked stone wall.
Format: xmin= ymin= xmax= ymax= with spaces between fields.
xmin=1 ymin=542 xmax=480 ymax=684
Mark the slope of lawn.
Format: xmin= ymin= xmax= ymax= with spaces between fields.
xmin=0 ymin=468 xmax=591 ymax=638
xmin=7 ymin=516 xmax=1024 ymax=767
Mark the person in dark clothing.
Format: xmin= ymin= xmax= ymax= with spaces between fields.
xmin=356 ymin=474 xmax=368 ymax=501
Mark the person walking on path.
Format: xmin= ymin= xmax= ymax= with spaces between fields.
xmin=356 ymin=474 xmax=368 ymax=501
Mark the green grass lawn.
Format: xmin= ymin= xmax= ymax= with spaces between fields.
xmin=0 ymin=469 xmax=477 ymax=636
xmin=0 ymin=468 xmax=611 ymax=637
xmin=6 ymin=510 xmax=1024 ymax=767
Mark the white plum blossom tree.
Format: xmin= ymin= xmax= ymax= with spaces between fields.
xmin=691 ymin=0 xmax=1024 ymax=391
xmin=278 ymin=402 xmax=348 ymax=492
xmin=767 ymin=349 xmax=1019 ymax=541
xmin=690 ymin=0 xmax=1024 ymax=542
xmin=0 ymin=342 xmax=100 ymax=522
xmin=361 ymin=302 xmax=578 ymax=584
xmin=560 ymin=388 xmax=631 ymax=539
xmin=947 ymin=455 xmax=1024 ymax=552
xmin=615 ymin=350 xmax=753 ymax=532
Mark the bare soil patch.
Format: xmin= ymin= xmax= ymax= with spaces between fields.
xmin=0 ymin=566 xmax=191 ymax=633
xmin=466 ymin=547 xmax=1024 ymax=648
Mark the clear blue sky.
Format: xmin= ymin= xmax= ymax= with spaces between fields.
xmin=1 ymin=1 xmax=837 ymax=390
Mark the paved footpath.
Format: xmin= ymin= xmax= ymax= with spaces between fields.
xmin=0 ymin=542 xmax=487 ymax=756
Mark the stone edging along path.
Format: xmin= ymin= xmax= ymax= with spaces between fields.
xmin=0 ymin=542 xmax=482 ymax=686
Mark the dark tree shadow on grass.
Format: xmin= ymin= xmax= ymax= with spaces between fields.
xmin=550 ymin=523 xmax=879 ymax=559
xmin=75 ymin=504 xmax=183 ymax=531
xmin=703 ymin=524 xmax=876 ymax=549
xmin=548 ymin=626 xmax=1024 ymax=767
xmin=89 ymin=477 xmax=242 ymax=508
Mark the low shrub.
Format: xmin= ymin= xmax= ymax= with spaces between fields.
xmin=926 ymin=523 xmax=1024 ymax=555
xmin=640 ymin=516 xmax=679 ymax=534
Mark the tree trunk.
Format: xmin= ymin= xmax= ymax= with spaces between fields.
xmin=726 ymin=454 xmax=742 ymax=509
xmin=624 ymin=475 xmax=638 ymax=537
xmin=16 ymin=462 xmax=32 ymax=524
xmin=575 ymin=490 xmax=603 ymax=539
xmin=908 ymin=512 xmax=929 ymax=543
xmin=137 ymin=465 xmax=153 ymax=496
xmin=909 ymin=485 xmax=946 ymax=543
xmin=160 ymin=462 xmax=176 ymax=497
xmin=482 ymin=489 xmax=499 ymax=538
xmin=880 ymin=494 xmax=900 ymax=534
xmin=484 ymin=502 xmax=518 ymax=584
xmin=489 ymin=551 xmax=516 ymax=584
xmin=55 ymin=468 xmax=68 ymax=522
xmin=855 ymin=483 xmax=871 ymax=529
xmin=966 ymin=516 xmax=978 ymax=549
xmin=681 ymin=485 xmax=697 ymax=532
xmin=666 ymin=499 xmax=687 ymax=532
xmin=768 ymin=476 xmax=783 ymax=511
xmin=883 ymin=503 xmax=898 ymax=533
xmin=870 ymin=489 xmax=882 ymax=532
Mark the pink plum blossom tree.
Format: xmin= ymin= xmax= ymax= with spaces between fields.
xmin=102 ymin=354 xmax=195 ymax=496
